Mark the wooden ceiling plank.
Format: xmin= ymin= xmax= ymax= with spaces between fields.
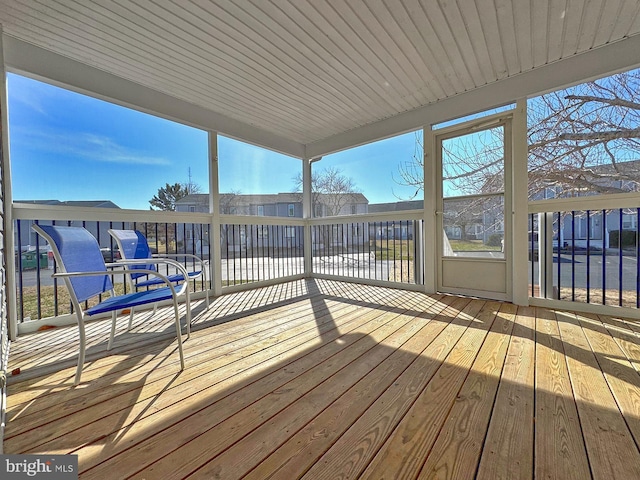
xmin=475 ymin=0 xmax=509 ymax=79
xmin=546 ymin=0 xmax=568 ymax=62
xmin=437 ymin=0 xmax=489 ymax=86
xmin=560 ymin=0 xmax=586 ymax=57
xmin=531 ymin=0 xmax=550 ymax=67
xmin=324 ymin=0 xmax=417 ymax=110
xmin=456 ymin=0 xmax=496 ymax=84
xmin=576 ymin=0 xmax=605 ymax=52
xmin=512 ymin=0 xmax=534 ymax=71
xmin=593 ymin=0 xmax=626 ymax=46
xmin=608 ymin=0 xmax=640 ymax=39
xmin=495 ymin=0 xmax=521 ymax=75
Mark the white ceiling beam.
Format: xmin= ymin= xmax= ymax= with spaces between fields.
xmin=305 ymin=33 xmax=640 ymax=158
xmin=2 ymin=35 xmax=306 ymax=159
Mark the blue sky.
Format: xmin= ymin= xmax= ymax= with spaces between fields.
xmin=8 ymin=73 xmax=421 ymax=210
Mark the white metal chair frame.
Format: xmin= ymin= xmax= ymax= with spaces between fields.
xmin=33 ymin=224 xmax=192 ymax=385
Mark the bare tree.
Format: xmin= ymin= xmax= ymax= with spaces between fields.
xmin=218 ymin=190 xmax=242 ymax=255
xmin=293 ymin=166 xmax=360 ymax=217
xmin=396 ymin=69 xmax=640 ymax=200
xmin=219 ymin=190 xmax=241 ymax=214
xmin=528 ymin=70 xmax=640 ymax=197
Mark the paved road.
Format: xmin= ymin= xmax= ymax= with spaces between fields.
xmin=531 ymin=252 xmax=639 ymax=293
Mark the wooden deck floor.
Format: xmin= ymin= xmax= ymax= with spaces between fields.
xmin=5 ymin=278 xmax=640 ymax=479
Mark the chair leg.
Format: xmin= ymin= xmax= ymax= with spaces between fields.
xmin=185 ymin=289 xmax=191 ymax=338
xmin=171 ymin=299 xmax=185 ymax=370
xmin=108 ymin=311 xmax=117 ymax=350
xmin=128 ymin=307 xmax=135 ymax=331
xmin=74 ymin=314 xmax=86 ymax=386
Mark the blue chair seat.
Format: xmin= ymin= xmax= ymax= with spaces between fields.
xmin=86 ymin=287 xmax=176 ymax=316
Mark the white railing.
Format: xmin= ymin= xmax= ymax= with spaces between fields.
xmin=12 ymin=204 xmax=214 ymax=329
xmin=218 ymin=214 xmax=306 ymax=290
xmin=528 ymin=192 xmax=640 ymax=318
xmin=12 ymin=205 xmax=314 ymax=319
xmin=11 ymin=203 xmax=430 ymax=334
xmin=310 ymin=210 xmax=425 ymax=289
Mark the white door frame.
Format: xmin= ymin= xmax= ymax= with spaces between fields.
xmin=434 ymin=110 xmax=514 ymax=302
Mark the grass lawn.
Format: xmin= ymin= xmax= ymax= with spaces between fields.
xmin=449 ymin=239 xmax=501 ymax=252
xmin=20 ymin=283 xmax=128 ymax=321
xmin=371 ymin=240 xmax=415 ymax=261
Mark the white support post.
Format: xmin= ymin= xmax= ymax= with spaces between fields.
xmin=423 ymin=126 xmax=437 ymax=294
xmin=0 ymin=31 xmax=17 ymax=340
xmin=208 ymin=132 xmax=223 ymax=296
xmin=302 ymin=157 xmax=313 ymax=277
xmin=512 ymin=98 xmax=529 ymax=305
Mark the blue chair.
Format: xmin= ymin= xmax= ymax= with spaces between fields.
xmin=108 ymin=229 xmax=210 ymax=322
xmin=33 ymin=224 xmax=189 ymax=385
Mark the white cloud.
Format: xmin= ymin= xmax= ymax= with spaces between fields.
xmin=9 ymin=84 xmax=48 ymax=116
xmin=11 ymin=128 xmax=171 ymax=166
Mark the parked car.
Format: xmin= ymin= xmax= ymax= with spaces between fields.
xmin=100 ymin=247 xmax=120 ymax=262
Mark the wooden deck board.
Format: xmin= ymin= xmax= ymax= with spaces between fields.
xmin=555 ymin=310 xmax=640 ymax=479
xmin=4 ymin=278 xmax=640 ymax=479
xmin=414 ymin=303 xmax=516 ymax=480
xmin=534 ymin=307 xmax=591 ymax=480
xmin=354 ymin=299 xmax=497 ymax=480
xmin=476 ymin=306 xmax=535 ymax=480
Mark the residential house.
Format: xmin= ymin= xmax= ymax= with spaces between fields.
xmin=368 ymin=200 xmax=423 ymax=241
xmin=531 ymin=159 xmax=640 ymax=249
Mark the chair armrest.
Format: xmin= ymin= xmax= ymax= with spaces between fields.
xmin=116 ymin=258 xmax=193 ymax=295
xmin=115 ymin=257 xmax=193 ymax=279
xmin=52 ymin=268 xmax=186 ymax=297
xmin=152 ymin=253 xmax=209 ymax=267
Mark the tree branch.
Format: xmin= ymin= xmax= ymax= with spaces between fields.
xmin=557 ymin=128 xmax=640 ymax=141
xmin=565 ymin=94 xmax=640 ymax=111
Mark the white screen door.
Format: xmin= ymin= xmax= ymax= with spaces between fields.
xmin=436 ymin=113 xmax=512 ymax=301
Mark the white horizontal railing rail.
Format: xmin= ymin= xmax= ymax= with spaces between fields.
xmin=13 ymin=203 xmax=213 ymax=224
xmin=220 ymin=213 xmax=305 ymax=227
xmin=529 ymin=191 xmax=640 ymax=213
xmin=308 ymin=209 xmax=424 ymax=225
